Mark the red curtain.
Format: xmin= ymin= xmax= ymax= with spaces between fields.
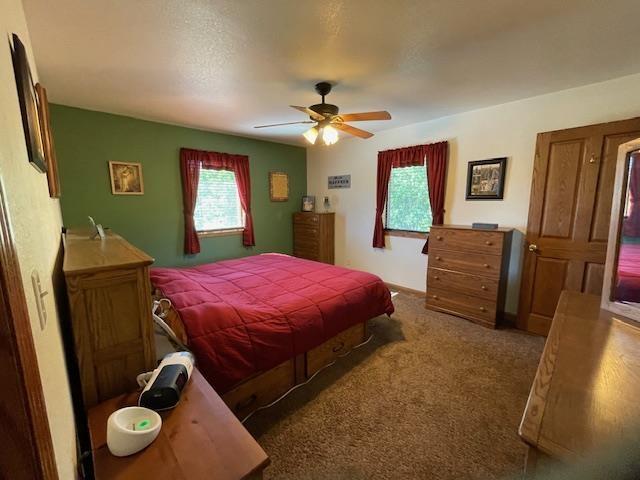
xmin=180 ymin=148 xmax=256 ymax=254
xmin=372 ymin=151 xmax=394 ymax=247
xmin=624 ymin=154 xmax=640 ymax=237
xmin=372 ymin=141 xmax=448 ymax=251
xmin=422 ymin=141 xmax=449 ymax=254
xmin=180 ymin=149 xmax=201 ymax=254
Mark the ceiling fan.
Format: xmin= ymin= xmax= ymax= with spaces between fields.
xmin=254 ymin=82 xmax=392 ymax=145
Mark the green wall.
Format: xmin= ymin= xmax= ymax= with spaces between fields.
xmin=50 ymin=105 xmax=307 ymax=267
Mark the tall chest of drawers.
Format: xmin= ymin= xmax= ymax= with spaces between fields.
xmin=426 ymin=225 xmax=513 ymax=328
xmin=293 ymin=212 xmax=335 ymax=264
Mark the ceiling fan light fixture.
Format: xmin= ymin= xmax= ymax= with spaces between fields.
xmin=303 ymin=126 xmax=318 ymax=145
xmin=322 ymin=125 xmax=339 ymax=145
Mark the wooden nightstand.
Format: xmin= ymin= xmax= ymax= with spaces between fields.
xmin=88 ymin=368 xmax=270 ymax=479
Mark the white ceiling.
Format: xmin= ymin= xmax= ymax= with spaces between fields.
xmin=22 ymin=0 xmax=640 ymax=146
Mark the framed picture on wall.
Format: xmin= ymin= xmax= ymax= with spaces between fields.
xmin=11 ymin=33 xmax=47 ymax=173
xmin=109 ymin=161 xmax=144 ymax=195
xmin=466 ymin=157 xmax=507 ymax=200
xmin=35 ymin=84 xmax=61 ymax=197
xmin=269 ymin=171 xmax=289 ymax=201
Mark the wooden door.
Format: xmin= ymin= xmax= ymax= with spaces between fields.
xmin=0 ymin=184 xmax=58 ymax=478
xmin=518 ymin=118 xmax=640 ymax=335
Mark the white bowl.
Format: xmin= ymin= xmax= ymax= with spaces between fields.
xmin=106 ymin=406 xmax=162 ymax=457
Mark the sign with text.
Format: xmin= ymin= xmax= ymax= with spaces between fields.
xmin=328 ymin=175 xmax=351 ymax=189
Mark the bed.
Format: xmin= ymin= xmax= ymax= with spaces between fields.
xmin=616 ymin=242 xmax=640 ymax=303
xmin=150 ymin=253 xmax=394 ymax=417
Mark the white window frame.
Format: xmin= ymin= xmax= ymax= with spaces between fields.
xmin=194 ymin=169 xmax=245 ymax=237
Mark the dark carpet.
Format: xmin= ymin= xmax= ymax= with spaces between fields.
xmin=245 ymin=291 xmax=544 ymax=480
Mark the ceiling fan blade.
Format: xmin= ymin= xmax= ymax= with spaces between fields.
xmin=333 ymin=122 xmax=374 ymax=139
xmin=337 ymin=111 xmax=391 ymax=122
xmin=290 ymin=105 xmax=325 ymax=121
xmin=254 ymin=120 xmax=316 ymax=129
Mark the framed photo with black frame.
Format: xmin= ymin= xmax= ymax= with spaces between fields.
xmin=11 ymin=33 xmax=47 ymax=174
xmin=465 ymin=157 xmax=507 ymax=200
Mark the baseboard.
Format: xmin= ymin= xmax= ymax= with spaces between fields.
xmin=385 ymin=282 xmax=425 ymax=297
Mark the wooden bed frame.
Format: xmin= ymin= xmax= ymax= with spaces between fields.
xmin=156 ymin=296 xmax=368 ymax=419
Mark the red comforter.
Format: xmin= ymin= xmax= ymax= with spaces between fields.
xmin=150 ymin=254 xmax=394 ymax=393
xmin=616 ymin=243 xmax=640 ymax=302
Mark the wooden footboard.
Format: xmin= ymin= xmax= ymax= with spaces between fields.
xmin=222 ymin=322 xmax=368 ymax=419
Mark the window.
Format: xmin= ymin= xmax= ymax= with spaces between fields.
xmin=194 ymin=169 xmax=244 ymax=233
xmin=385 ymin=165 xmax=432 ymax=233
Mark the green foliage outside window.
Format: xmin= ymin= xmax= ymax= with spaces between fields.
xmin=194 ymin=169 xmax=244 ymax=231
xmin=385 ymin=165 xmax=432 ymax=232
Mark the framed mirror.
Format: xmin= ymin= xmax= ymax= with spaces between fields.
xmin=602 ymin=138 xmax=640 ymax=321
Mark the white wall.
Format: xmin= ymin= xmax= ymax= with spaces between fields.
xmin=307 ymin=73 xmax=640 ymax=314
xmin=0 ymin=0 xmax=76 ymax=477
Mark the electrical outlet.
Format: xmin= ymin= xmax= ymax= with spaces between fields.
xmin=31 ymin=270 xmax=48 ymax=330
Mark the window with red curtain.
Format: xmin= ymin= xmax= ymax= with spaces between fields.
xmin=372 ymin=141 xmax=448 ymax=253
xmin=180 ymin=148 xmax=255 ymax=254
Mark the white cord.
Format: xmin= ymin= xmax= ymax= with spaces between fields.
xmin=240 ymin=334 xmax=374 ymax=424
xmin=152 ymin=298 xmax=191 ymax=352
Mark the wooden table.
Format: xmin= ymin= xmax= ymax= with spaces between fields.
xmin=88 ymin=368 xmax=270 ymax=479
xmin=519 ymin=291 xmax=640 ymax=473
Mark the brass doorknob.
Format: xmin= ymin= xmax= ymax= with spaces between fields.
xmin=528 ymin=244 xmax=539 ymax=253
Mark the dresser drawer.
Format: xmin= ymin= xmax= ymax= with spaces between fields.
xmin=293 ymin=213 xmax=320 ymax=226
xmin=427 ymin=267 xmax=498 ymax=301
xmin=431 ymin=228 xmax=504 ymax=255
xmin=426 ymin=287 xmax=497 ymax=328
xmin=428 ymin=250 xmax=502 ymax=279
xmin=306 ymin=322 xmax=365 ymax=376
xmin=294 ymin=228 xmax=319 ymax=244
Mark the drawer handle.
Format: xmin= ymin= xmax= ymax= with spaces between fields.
xmin=434 ymin=276 xmax=440 ymax=280
xmin=481 ymin=285 xmax=487 ymax=290
xmin=485 ymin=241 xmax=493 ymax=246
xmin=432 ymin=295 xmax=439 ymax=300
xmin=479 ymin=307 xmax=487 ymax=312
xmin=483 ymin=263 xmax=490 ymax=268
xmin=332 ymin=341 xmax=345 ymax=353
xmin=436 ymin=235 xmax=443 ymax=240
xmin=435 ymin=256 xmax=442 ymax=261
xmin=235 ymin=394 xmax=258 ymax=412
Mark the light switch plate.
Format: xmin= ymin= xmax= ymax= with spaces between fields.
xmin=31 ymin=270 xmax=48 ymax=330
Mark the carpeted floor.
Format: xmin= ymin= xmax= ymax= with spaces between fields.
xmin=245 ymin=291 xmax=544 ymax=480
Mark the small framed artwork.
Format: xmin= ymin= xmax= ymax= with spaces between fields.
xmin=269 ymin=171 xmax=289 ymax=201
xmin=109 ymin=161 xmax=144 ymax=195
xmin=11 ymin=33 xmax=47 ymax=173
xmin=466 ymin=157 xmax=507 ymax=200
xmin=302 ymin=195 xmax=315 ymax=212
xmin=35 ymin=84 xmax=60 ymax=197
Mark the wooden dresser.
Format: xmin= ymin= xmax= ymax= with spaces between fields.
xmin=293 ymin=212 xmax=335 ymax=264
xmin=520 ymin=291 xmax=640 ymax=475
xmin=88 ymin=369 xmax=270 ymax=479
xmin=425 ymin=225 xmax=513 ymax=328
xmin=63 ymin=229 xmax=156 ymax=407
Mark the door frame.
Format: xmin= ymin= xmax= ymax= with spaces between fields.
xmin=0 ymin=180 xmax=58 ymax=478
